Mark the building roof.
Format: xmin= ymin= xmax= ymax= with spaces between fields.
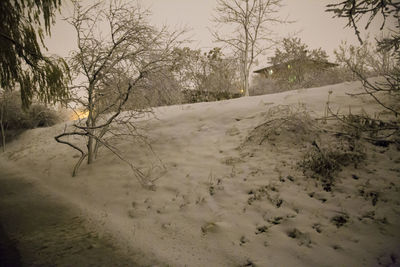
xmin=254 ymin=58 xmax=338 ymax=74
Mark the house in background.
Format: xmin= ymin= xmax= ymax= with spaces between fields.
xmin=250 ymin=58 xmax=339 ymax=96
xmin=254 ymin=58 xmax=338 ymax=84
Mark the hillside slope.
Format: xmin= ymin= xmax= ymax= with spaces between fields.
xmin=1 ymin=80 xmax=399 ymax=266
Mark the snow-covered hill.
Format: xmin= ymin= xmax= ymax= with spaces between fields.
xmin=1 ymin=80 xmax=399 ymax=266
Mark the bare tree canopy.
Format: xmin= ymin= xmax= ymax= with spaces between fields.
xmin=212 ymin=0 xmax=287 ymax=96
xmin=0 ymin=0 xmax=70 ymax=108
xmin=55 ymin=0 xmax=185 ymax=184
xmin=172 ymin=47 xmax=241 ymax=94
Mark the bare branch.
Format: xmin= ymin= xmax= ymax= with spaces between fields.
xmin=57 ymin=0 xmax=185 ymax=184
xmin=212 ymin=0 xmax=288 ymax=96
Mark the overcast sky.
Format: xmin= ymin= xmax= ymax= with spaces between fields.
xmin=46 ymin=0 xmax=392 ymax=67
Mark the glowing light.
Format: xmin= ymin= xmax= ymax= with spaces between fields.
xmin=71 ymin=110 xmax=89 ymax=120
xmin=240 ymin=89 xmax=244 ymax=94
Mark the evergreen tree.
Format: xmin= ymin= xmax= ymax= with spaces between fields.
xmin=269 ymin=37 xmax=329 ymax=87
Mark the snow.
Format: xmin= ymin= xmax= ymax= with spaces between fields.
xmin=1 ymin=79 xmax=399 ymax=266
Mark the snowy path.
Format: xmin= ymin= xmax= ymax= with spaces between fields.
xmin=0 ymin=170 xmax=145 ymax=266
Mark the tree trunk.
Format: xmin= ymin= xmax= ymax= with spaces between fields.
xmin=93 ymin=125 xmax=109 ymax=159
xmin=0 ymin=123 xmax=5 ymax=153
xmin=87 ymin=84 xmax=95 ymax=164
xmin=243 ymin=0 xmax=250 ymax=97
xmin=0 ymin=97 xmax=6 ymax=152
xmin=87 ymin=135 xmax=94 ymax=164
xmin=73 ymin=153 xmax=87 ymax=177
xmin=244 ymin=71 xmax=249 ymax=96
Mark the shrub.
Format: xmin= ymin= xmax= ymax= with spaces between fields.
xmin=250 ymin=66 xmax=357 ymax=96
xmin=302 ymin=67 xmax=356 ymax=88
xmin=182 ymin=89 xmax=241 ymax=103
xmin=340 ymin=112 xmax=399 ymax=143
xmin=299 ymin=140 xmax=365 ymax=191
xmin=28 ymin=104 xmax=61 ymax=128
xmin=249 ymin=75 xmax=287 ymax=96
xmin=243 ymin=105 xmax=317 ymax=147
xmin=0 ymin=91 xmax=61 ymax=147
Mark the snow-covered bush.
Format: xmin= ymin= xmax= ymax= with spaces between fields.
xmin=182 ymin=90 xmax=241 ymax=103
xmin=1 ymin=91 xmax=60 ymax=130
xmin=243 ymin=105 xmax=317 ymax=146
xmin=0 ymin=90 xmax=61 ymax=148
xmin=27 ymin=104 xmax=61 ymax=128
xmin=299 ymin=139 xmax=365 ymax=191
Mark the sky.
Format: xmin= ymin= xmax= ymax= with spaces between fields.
xmin=45 ymin=0 xmax=392 ymax=68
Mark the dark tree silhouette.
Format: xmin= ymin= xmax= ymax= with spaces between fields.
xmin=0 ymin=0 xmax=70 ymax=108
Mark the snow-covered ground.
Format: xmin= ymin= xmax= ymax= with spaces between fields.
xmin=1 ymin=80 xmax=399 ymax=266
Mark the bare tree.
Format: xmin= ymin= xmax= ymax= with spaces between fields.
xmin=333 ymin=38 xmax=394 ymax=80
xmin=326 ymin=1 xmax=400 ymax=143
xmin=172 ymin=47 xmax=240 ymax=94
xmin=326 ymin=1 xmax=399 ymax=116
xmin=171 ymin=47 xmax=208 ymax=92
xmin=55 ymin=0 xmax=184 ymax=184
xmin=212 ymin=0 xmax=286 ymax=96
